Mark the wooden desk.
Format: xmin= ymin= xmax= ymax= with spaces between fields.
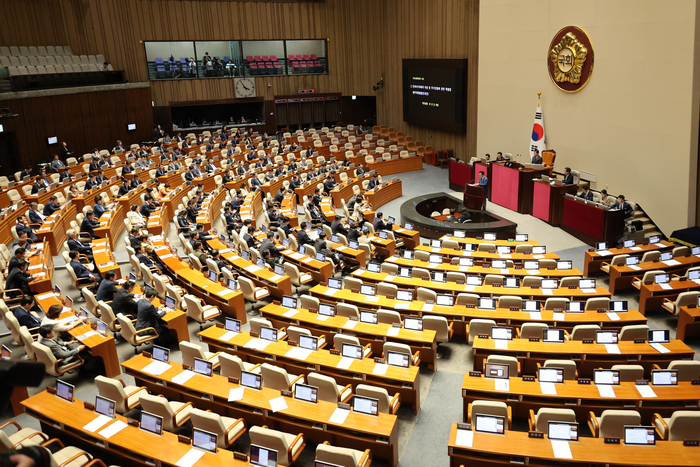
xmin=677 ymin=305 xmax=700 ymax=342
xmin=198 ymin=327 xmax=422 ymax=414
xmin=35 ymin=204 xmax=77 ymax=256
xmin=489 ymin=164 xmax=548 ymax=214
xmin=392 ymin=224 xmax=420 ymax=250
xmin=160 ymin=184 xmax=190 ymax=216
xmin=71 ymin=179 xmax=121 ymax=214
xmin=146 ymin=205 xmax=170 ymax=237
xmin=33 ymin=290 xmax=122 ymax=377
xmin=94 ymin=203 xmax=125 ymax=250
xmin=23 ymin=240 xmax=53 ymax=295
xmin=330 ymin=173 xmax=372 ymax=207
xmin=609 ymin=255 xmax=700 ymax=294
xmin=367 ymin=155 xmax=422 ymax=176
xmin=122 ymin=355 xmax=400 ymax=466
xmin=195 ymin=188 xmax=226 ymax=232
xmin=258 ymin=303 xmax=439 ymax=370
xmin=350 ymin=269 xmax=610 ymax=300
xmin=23 ymin=391 xmax=248 ymax=467
xmin=279 ymin=248 xmax=333 ymax=284
xmin=584 ymin=241 xmax=675 ymax=276
xmin=240 ymin=190 xmax=263 ymax=228
xmin=472 ymin=336 xmax=694 ymax=377
xmin=531 ymin=180 xmax=578 ymax=226
xmin=461 ymin=373 xmax=700 ymax=423
xmin=561 ymin=197 xmax=626 ymax=246
xmin=365 ymin=180 xmax=402 ymax=210
xmin=438 ymin=234 xmax=541 ymax=247
xmin=91 ymin=238 xmax=121 ymax=280
xmin=447 ymin=424 xmax=700 ymax=467
xmin=414 ymin=245 xmax=560 ymax=264
xmin=206 ymin=238 xmax=293 ymax=298
xmin=639 ymin=280 xmax=700 ymax=315
xmin=308 ymin=285 xmax=643 ymax=336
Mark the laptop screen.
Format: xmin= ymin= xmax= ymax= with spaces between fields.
xmin=250 ymin=445 xmax=278 ymax=467
xmin=315 ymin=252 xmax=326 ymax=262
xmin=532 ymin=246 xmax=546 ymax=255
xmin=432 ymin=271 xmax=446 ymax=282
xmin=566 ymin=301 xmax=584 ymax=313
xmin=660 ymin=252 xmax=673 ymax=261
xmin=474 ymin=414 xmax=505 ymax=434
xmin=651 ymin=370 xmax=678 ymax=386
xmin=624 ymin=426 xmax=655 ymax=446
xmin=491 ymin=327 xmax=513 ymax=340
xmin=192 ymin=428 xmax=218 ymax=453
xmin=96 ymin=320 xmax=107 ymax=337
xmin=367 ymin=262 xmax=381 ymax=273
xmin=594 ymin=369 xmax=620 ymax=385
xmin=463 ymin=243 xmax=476 ymax=252
xmin=318 ymin=303 xmax=335 ymax=316
xmin=378 ymin=231 xmax=388 ymax=240
xmin=436 ymin=294 xmax=454 ymax=306
xmin=56 ymin=380 xmax=74 ymax=402
xmin=396 ymin=289 xmax=413 ymax=301
xmin=579 ymin=279 xmax=596 ymax=289
xmin=543 ymin=329 xmax=565 ymax=343
xmin=403 ymin=316 xmax=423 ymax=331
xmin=497 ymin=246 xmax=511 ymax=255
xmin=140 ymin=411 xmax=163 ymax=436
xmin=504 ymin=277 xmax=519 ymax=288
xmin=429 ymin=254 xmax=443 ymax=264
xmin=405 ymin=223 xmax=413 ymax=230
xmin=164 ymin=295 xmax=177 ymax=310
xmin=522 ymin=300 xmax=540 ymax=311
xmin=360 ymin=310 xmax=378 ymax=324
xmin=95 ymin=395 xmax=115 ymax=418
xmin=282 ymin=295 xmax=297 ymax=309
xmin=208 ymin=270 xmax=217 ymax=282
xmin=548 ymin=421 xmax=578 ymax=441
xmin=557 ymin=260 xmax=572 ymax=270
xmin=1 ymin=345 xmax=10 ymax=360
xmin=689 ymin=269 xmax=700 ymax=280
xmin=342 ymin=343 xmax=363 ymax=360
xmin=649 ymin=235 xmax=660 ymax=244
xmin=454 ymin=230 xmax=466 ymax=238
xmin=193 ymin=357 xmax=213 ymax=377
xmin=298 ymin=334 xmax=318 ymax=351
xmin=225 ymin=317 xmax=241 ymax=333
xmin=152 ymin=345 xmax=169 ymax=363
xmin=523 ymin=260 xmax=539 ymax=270
xmin=538 ymin=367 xmax=564 ymax=383
xmin=386 ymin=350 xmax=410 ymax=368
xmin=479 ymin=298 xmax=495 ymax=309
xmin=542 ymin=279 xmax=558 ymax=289
xmin=352 ymin=395 xmax=379 ymax=416
xmin=596 ymin=242 xmax=608 ymax=251
xmin=624 ymin=239 xmax=636 ymax=248
xmin=398 ymin=267 xmax=412 ymax=278
xmin=648 ymin=329 xmax=669 ymax=343
xmin=260 ymin=326 xmax=278 ymax=342
xmin=241 ymin=370 xmax=262 ymax=389
xmin=227 ymin=279 xmax=238 ymax=291
xmin=430 ymin=239 xmax=442 ymax=248
xmin=491 ymin=259 xmax=507 ymax=269
xmin=625 ymin=256 xmax=640 ymax=266
xmin=294 ymin=383 xmax=318 ymax=403
xmin=596 ymin=331 xmax=618 ymax=344
xmin=360 ymin=284 xmax=376 ymax=296
xmin=241 ymin=250 xmax=250 ymax=261
xmin=274 ymin=264 xmax=285 ymax=275
xmin=484 ymin=233 xmax=497 ymax=241
xmin=515 ymin=234 xmax=528 ymax=242
xmin=402 ymin=250 xmax=414 ymax=260
xmin=610 ymin=301 xmax=628 ymax=312
xmin=654 ymin=273 xmax=670 ymax=284
xmin=349 ymin=241 xmax=359 ymax=250
xmin=328 ymin=278 xmax=341 ymax=289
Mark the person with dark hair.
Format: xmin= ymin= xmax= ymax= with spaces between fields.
xmin=314 ymin=232 xmax=347 ymax=271
xmin=331 ymin=214 xmax=349 ymax=236
xmin=446 ymin=209 xmax=459 ymax=222
xmin=69 ymin=250 xmax=101 ymax=283
xmin=19 ymin=165 xmax=33 ymax=180
xmin=612 ymin=195 xmax=634 ymax=219
xmin=0 ymin=444 xmax=52 ymax=466
xmin=112 ymin=280 xmax=138 ymax=315
xmin=186 ymin=199 xmax=198 ymax=224
xmin=41 ymin=304 xmax=80 ymax=334
xmin=81 ymin=210 xmax=101 ymax=238
xmin=67 ymin=229 xmax=93 ymax=259
xmin=7 ymin=261 xmax=35 ymax=297
xmin=118 ymin=178 xmax=131 ymax=196
xmin=295 ymin=222 xmax=313 ymax=246
xmin=477 ymin=170 xmax=488 ymax=209
xmin=16 ymin=216 xmax=38 ymax=243
xmin=261 ymin=249 xmax=276 ymax=269
xmin=8 ymin=248 xmax=26 ymax=273
xmin=135 ymin=244 xmax=162 ymax=273
xmin=531 ymin=149 xmax=542 ymax=164
xmin=93 ymin=196 xmax=109 ymax=218
xmin=577 ymin=184 xmax=594 ymax=201
xmin=367 ymin=173 xmax=380 ymax=190
xmin=372 ymin=212 xmax=391 ymax=232
xmin=135 ymin=288 xmax=168 ymax=340
xmin=96 ymin=270 xmax=119 ymax=302
xmin=259 ymin=231 xmax=278 ymax=257
xmin=210 ymin=249 xmax=227 ymax=271
xmin=39 ymin=323 xmax=85 ymax=363
xmin=13 ymin=297 xmax=41 ymax=332
xmin=192 ymin=240 xmax=208 ymax=267
xmin=599 ymin=189 xmax=616 ymax=207
xmin=27 ymin=202 xmax=45 ymax=225
xmin=563 ymin=167 xmax=574 ymax=185
xmin=51 ymin=154 xmax=66 ymax=171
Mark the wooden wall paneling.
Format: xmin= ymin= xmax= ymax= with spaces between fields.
xmin=300 ymin=100 xmax=313 ymax=127
xmin=288 ymin=102 xmax=300 ymax=127
xmin=313 ymin=100 xmax=325 ymax=127
xmin=276 ymin=103 xmax=288 ymax=128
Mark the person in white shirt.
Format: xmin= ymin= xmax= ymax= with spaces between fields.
xmin=127 ymin=204 xmax=145 ymax=228
xmin=98 ymin=62 xmax=110 ymax=72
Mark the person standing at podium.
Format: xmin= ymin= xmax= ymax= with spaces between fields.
xmin=477 ymin=170 xmax=488 ymax=210
xmin=531 ymin=149 xmax=542 ymax=164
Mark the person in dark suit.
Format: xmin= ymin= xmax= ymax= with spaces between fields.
xmin=577 ymin=184 xmax=594 ymax=201
xmin=347 ymin=222 xmax=362 ymax=243
xmin=43 ymin=196 xmax=61 ymax=217
xmin=274 ymin=188 xmax=285 ymax=204
xmin=89 ymin=158 xmax=101 ymax=172
xmin=59 ymin=170 xmax=73 ymax=182
xmin=118 ymin=179 xmax=131 ymax=196
xmin=367 ymin=174 xmax=380 ymax=190
xmin=8 ymin=248 xmax=26 ymax=273
xmin=306 ymin=202 xmax=324 ymax=227
xmin=324 ymin=176 xmax=336 ymax=193
xmin=122 ymin=160 xmax=134 ymax=174
xmin=612 ymin=195 xmax=634 ymax=219
xmin=563 ymin=167 xmax=574 ymax=185
xmin=204 ymin=159 xmax=216 ymax=173
xmin=81 ymin=211 xmax=101 ymax=238
xmin=14 ymin=297 xmax=42 ymax=332
xmin=31 ymin=174 xmax=50 ymax=194
xmin=67 ymin=229 xmax=93 ymax=259
xmin=19 ymin=166 xmax=33 ymax=180
xmin=27 ymin=203 xmax=45 ymax=225
xmin=69 ymin=250 xmax=101 ymax=283
xmin=135 ymin=244 xmax=162 ymax=273
xmin=155 ymin=165 xmax=168 ymax=177
xmin=7 ymin=261 xmax=35 ymax=297
xmin=372 ymin=212 xmax=389 ymax=232
xmin=250 ymin=176 xmax=262 ymax=190
xmin=130 ymin=175 xmax=143 ymax=190
xmin=331 ymin=215 xmax=349 ymax=236
xmin=140 ymin=198 xmax=156 ymax=217
xmin=60 ymin=142 xmax=71 ymax=158
xmin=531 ymin=149 xmax=543 ymax=165
xmin=15 ymin=216 xmax=38 ymax=242
xmin=95 ymin=270 xmax=118 ymax=302
xmin=294 ymin=222 xmax=314 ymax=246
xmin=114 ymin=140 xmax=125 ymax=152
xmin=84 ymin=174 xmax=99 ymax=191
xmin=135 ymin=288 xmax=168 ymax=340
xmin=184 ymin=166 xmax=196 ymax=181
xmin=355 ymin=163 xmax=365 ymax=177
xmin=113 ymin=280 xmax=139 ymax=316
xmin=474 ymin=170 xmax=489 ymax=209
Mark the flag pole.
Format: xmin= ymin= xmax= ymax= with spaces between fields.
xmin=537 ymin=91 xmax=541 ymax=106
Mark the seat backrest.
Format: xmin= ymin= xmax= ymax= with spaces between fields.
xmin=470 ymin=400 xmax=508 ymax=426
xmin=20 ymin=326 xmax=36 ymax=360
xmin=377 ymin=309 xmax=401 ymax=325
xmin=249 ymin=426 xmax=293 ymax=466
xmin=486 ymin=355 xmax=519 ymax=377
xmin=336 ymin=303 xmax=359 ymax=318
xmin=641 ymin=251 xmax=660 ymax=262
xmin=261 ymin=363 xmax=291 ymax=391
xmin=179 ymin=341 xmax=205 ymax=367
xmin=117 ymin=313 xmax=138 ymax=343
xmin=190 ymin=409 xmax=227 ymax=447
xmin=668 ymin=411 xmax=700 ymax=441
xmin=497 ymin=296 xmax=522 ymax=309
xmin=543 ymin=360 xmax=577 ymax=380
xmin=356 ymin=384 xmax=392 ymax=413
xmin=543 ymin=297 xmax=570 ymax=310
xmin=383 ymin=342 xmax=411 ymax=359
xmin=667 ymin=360 xmax=700 ymax=381
xmin=249 ymin=317 xmax=272 ymax=335
xmin=598 ymin=410 xmax=641 ymax=438
xmin=333 ymin=334 xmax=360 ymax=350
xmin=618 ymin=325 xmax=649 ymax=341
xmin=535 ymin=408 xmax=576 ymax=432
xmin=423 ymin=315 xmax=450 ymax=342
xmin=468 ymin=319 xmax=496 ymax=344
xmin=286 ymin=325 xmax=312 ymax=343
xmin=307 ymin=372 xmax=341 ymax=404
xmin=316 ymin=443 xmax=364 ymax=467
xmin=611 ymin=364 xmax=645 ymax=382
xmin=95 ymin=375 xmax=129 ymax=413
xmin=139 ymin=394 xmax=176 ymax=430
xmin=218 ymin=353 xmax=247 ymax=380
xmin=32 ymin=341 xmax=59 ymax=376
xmin=584 ymin=297 xmax=609 ymax=311
xmin=570 ymin=324 xmax=601 ymax=341
xmin=519 ymin=323 xmax=548 ymax=339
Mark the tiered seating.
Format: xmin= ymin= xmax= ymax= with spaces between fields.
xmin=286 ymin=53 xmax=324 ymax=74
xmin=244 ymin=54 xmax=282 ymax=75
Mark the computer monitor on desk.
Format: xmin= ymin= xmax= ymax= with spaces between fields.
xmin=250 ymin=445 xmax=278 ymax=467
xmin=624 ymin=426 xmax=655 ymax=446
xmin=548 ymin=421 xmax=578 ymax=441
xmin=140 ymin=411 xmax=163 ymax=436
xmin=594 ymin=369 xmax=620 ymax=385
xmin=538 ymin=367 xmax=564 ymax=383
xmin=484 ymin=363 xmax=509 ymax=379
xmin=192 ymin=428 xmax=217 ymax=453
xmin=474 ymin=414 xmax=505 ymax=434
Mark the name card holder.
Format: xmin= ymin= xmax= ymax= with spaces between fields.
xmin=528 ymin=431 xmax=544 ymax=439
xmin=178 ymin=435 xmax=191 ymax=445
xmin=577 ymin=378 xmax=591 ymax=385
xmin=469 ymin=371 xmax=482 ymax=377
xmin=522 ymin=376 xmax=536 ymax=382
xmin=234 ymin=452 xmax=249 ymax=461
xmin=228 ymin=377 xmax=240 ymax=385
xmin=604 ymin=438 xmax=621 ymax=444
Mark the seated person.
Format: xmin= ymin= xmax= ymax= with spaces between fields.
xmin=67 ymin=229 xmax=93 ymax=260
xmin=16 ymin=216 xmax=39 ymax=242
xmin=7 ymin=261 xmax=36 ymax=298
xmin=127 ymin=204 xmax=146 ymax=228
xmin=81 ymin=210 xmax=101 ymax=238
xmin=96 ymin=270 xmax=119 ymax=302
xmin=27 ymin=202 xmax=46 ymax=225
xmin=135 ymin=288 xmax=168 ymax=343
xmin=68 ymin=250 xmax=102 ymax=284
xmin=577 ymin=184 xmax=594 ymax=201
xmin=41 ymin=304 xmax=80 ymax=335
xmin=93 ymin=197 xmax=110 ymax=218
xmin=38 ymin=324 xmax=86 ymax=364
xmin=135 ymin=244 xmax=162 ymax=274
xmin=599 ymin=189 xmax=617 ymax=207
xmin=13 ymin=297 xmax=42 ymax=332
xmin=611 ymin=194 xmax=634 ymax=219
xmin=331 ymin=214 xmax=349 ymax=236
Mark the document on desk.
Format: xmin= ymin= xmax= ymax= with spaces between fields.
xmin=269 ymin=274 xmax=284 ymax=282
xmin=228 ymin=387 xmax=245 ymax=401
xmin=636 ymin=385 xmax=657 ymax=398
xmin=629 ymin=246 xmax=642 ymax=251
xmin=316 ymin=315 xmax=329 ymax=321
xmin=662 ymin=259 xmax=681 ymax=266
xmin=463 ymin=285 xmax=475 ymax=292
xmin=365 ymin=296 xmax=380 ymax=302
xmin=527 ymin=270 xmax=541 ymax=275
xmin=283 ymin=308 xmax=299 ymax=317
xmin=540 ymin=382 xmax=557 ymax=395
xmin=215 ymin=289 xmax=236 ymax=298
xmin=494 ymin=340 xmax=508 ymax=350
xmin=428 ymin=263 xmax=440 ymax=269
xmin=325 ymin=288 xmax=339 ymax=296
xmin=552 ymin=312 xmax=566 ymax=321
xmin=650 ymin=343 xmax=671 ymax=353
xmin=372 ymin=363 xmax=388 ymax=376
xmin=383 ymin=275 xmax=396 ymax=282
xmin=28 ymin=264 xmax=43 ymax=270
xmin=386 ymin=327 xmax=400 ymax=337
xmin=285 ymin=346 xmax=312 ymax=360
xmin=494 ymin=379 xmax=509 ymax=391
xmin=627 ymin=264 xmax=642 ymax=271
xmin=36 ymin=292 xmax=56 ymax=301
xmin=302 ymin=257 xmax=314 ymax=264
xmin=462 ymin=251 xmax=472 ymax=257
xmin=244 ymin=338 xmax=270 ymax=351
xmin=329 ymin=407 xmax=350 ymax=425
xmin=455 ymin=429 xmax=474 ymax=448
xmin=529 ymin=312 xmax=542 ymax=320
xmin=431 ymin=248 xmax=441 ymax=253
xmin=659 ymin=283 xmax=673 ymax=290
xmin=336 ymin=357 xmax=354 ymax=370
xmin=159 ymin=254 xmax=173 ymax=259
xmin=459 ymin=266 xmax=470 ymax=272
xmin=244 ymin=265 xmax=263 ymax=273
xmin=175 ymin=448 xmax=206 ymax=467
xmin=499 ymin=254 xmax=512 ymax=259
xmin=597 ymin=385 xmax=616 ymax=398
xmin=550 ymin=440 xmax=573 ymax=459
xmin=581 ymin=288 xmax=597 ymax=294
xmin=422 ymin=303 xmax=434 ymax=312
xmin=342 ymin=320 xmax=358 ymax=330
xmin=171 ymin=370 xmax=196 ymax=385
xmin=386 ymin=256 xmax=397 ymax=262
xmin=596 ymin=250 xmax=613 ymax=257
xmin=142 ymin=361 xmax=172 ymax=376
xmin=77 ymin=331 xmax=98 ymax=341
xmin=533 ymin=255 xmax=546 ymax=260
xmin=83 ymin=414 xmax=113 ymax=432
xmin=604 ymin=344 xmax=621 ymax=354
xmin=289 ymin=252 xmax=304 ymax=260
xmin=606 ymin=312 xmax=620 ymax=321
xmin=394 ymin=303 xmax=410 ymax=310
xmin=542 ymin=289 xmax=553 ymax=295
xmin=220 ymin=331 xmax=239 ymax=341
xmin=269 ymin=396 xmax=288 ymax=413
xmin=98 ymin=420 xmax=127 ymax=439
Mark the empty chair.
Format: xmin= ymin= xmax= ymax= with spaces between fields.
xmin=528 ymin=407 xmax=576 ymax=432
xmin=423 ymin=315 xmax=453 ymax=343
xmin=287 ymin=326 xmax=326 ymax=348
xmin=307 ymin=372 xmax=352 ymax=404
xmin=0 ymin=421 xmax=48 ymax=451
xmin=652 ymin=411 xmax=700 ymax=441
xmin=219 ymin=353 xmax=261 ymax=380
xmin=95 ymin=375 xmax=148 ymax=413
xmin=485 ymin=355 xmax=520 ymax=377
xmin=284 ymin=262 xmax=313 ymax=292
xmin=660 ymin=360 xmax=700 ymax=381
xmin=570 ymin=324 xmax=600 ymax=341
xmin=483 ymin=274 xmax=505 ymax=286
xmin=238 ymin=276 xmax=270 ymax=314
xmin=521 ymin=276 xmax=542 ymax=287
xmin=559 ymin=276 xmax=581 ymax=288
xmin=410 ymin=267 xmax=430 ymax=280
xmin=180 ymin=341 xmax=220 ymax=369
xmin=183 ymin=294 xmax=222 ymax=329
xmin=611 ymin=364 xmax=645 ymax=382
xmin=542 ymin=360 xmax=578 ymax=380
xmin=601 ymin=254 xmax=629 ymax=273
xmin=118 ymin=313 xmax=157 ymax=353
xmin=467 ymin=400 xmax=512 ymax=430
xmin=641 ymin=251 xmax=661 ymax=263
xmin=632 ymin=269 xmax=665 ymax=289
xmin=588 ymin=410 xmax=641 ymax=438
xmin=248 ymin=426 xmax=306 ymax=467
xmin=618 ymin=324 xmax=649 ymax=341
xmin=261 ymin=363 xmax=305 ymax=391
xmin=497 ymin=296 xmax=522 ymax=309
xmin=416 ymin=287 xmax=436 ymax=303
xmin=544 ymin=297 xmax=569 ymax=310
xmin=250 ymin=317 xmax=287 ymax=340
xmin=662 ymin=291 xmax=700 ymax=314
xmin=336 ymin=303 xmax=360 ymax=319
xmin=356 ymin=384 xmax=400 ymax=414
xmin=519 ymin=322 xmax=548 ymax=339
xmin=299 ymin=294 xmax=320 ymax=310
xmin=383 ymin=342 xmax=419 ymax=366
xmin=189 ymin=408 xmax=246 ymax=448
xmin=468 ymin=319 xmax=496 ymax=344
xmin=138 ymin=394 xmax=193 ymax=432
xmin=478 ymin=242 xmax=496 ymax=252
xmin=315 ymin=441 xmax=372 ymax=467
xmin=456 ymin=293 xmax=480 ymax=307
xmin=377 ymin=309 xmax=402 ymax=325
xmin=585 ymin=297 xmax=610 ymax=311
xmin=333 ymin=334 xmax=371 ymax=358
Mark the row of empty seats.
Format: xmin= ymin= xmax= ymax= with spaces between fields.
xmin=0 ymin=54 xmax=105 ymax=68
xmin=0 ymin=45 xmax=74 ymax=57
xmin=7 ymin=64 xmax=105 ymax=76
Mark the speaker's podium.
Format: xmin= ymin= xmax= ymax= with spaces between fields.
xmin=463 ymin=184 xmax=485 ymax=210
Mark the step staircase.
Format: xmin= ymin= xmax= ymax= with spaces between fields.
xmin=626 ymin=203 xmax=664 ymax=243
